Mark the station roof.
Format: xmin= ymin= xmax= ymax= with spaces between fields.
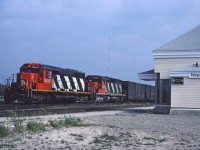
xmin=154 ymin=25 xmax=200 ymax=52
xmin=138 ymin=69 xmax=156 ymax=81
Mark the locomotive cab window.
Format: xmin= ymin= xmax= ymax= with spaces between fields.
xmin=171 ymin=77 xmax=184 ymax=85
xmin=46 ymin=70 xmax=51 ymax=79
xmin=39 ymin=69 xmax=43 ymax=75
xmin=23 ymin=66 xmax=38 ymax=73
xmin=98 ymin=82 xmax=102 ymax=88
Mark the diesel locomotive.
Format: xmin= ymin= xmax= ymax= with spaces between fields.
xmin=4 ymin=63 xmax=155 ymax=103
xmin=4 ymin=63 xmax=125 ymax=103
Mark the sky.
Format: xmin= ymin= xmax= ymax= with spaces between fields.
xmin=0 ymin=0 xmax=200 ymax=85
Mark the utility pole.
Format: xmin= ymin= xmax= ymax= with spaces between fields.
xmin=107 ymin=37 xmax=111 ymax=77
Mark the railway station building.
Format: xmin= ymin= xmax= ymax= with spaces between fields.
xmin=139 ymin=25 xmax=200 ymax=114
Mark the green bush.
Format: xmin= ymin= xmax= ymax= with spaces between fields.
xmin=93 ymin=133 xmax=118 ymax=144
xmin=26 ymin=121 xmax=46 ymax=132
xmin=0 ymin=124 xmax=9 ymax=138
xmin=63 ymin=116 xmax=82 ymax=127
xmin=11 ymin=110 xmax=26 ymax=133
xmin=48 ymin=119 xmax=64 ymax=128
xmin=15 ymin=122 xmax=24 ymax=133
xmin=14 ymin=117 xmax=25 ymax=133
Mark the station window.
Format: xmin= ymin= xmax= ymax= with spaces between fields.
xmin=171 ymin=77 xmax=184 ymax=85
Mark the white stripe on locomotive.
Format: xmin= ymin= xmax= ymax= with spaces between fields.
xmin=106 ymin=82 xmax=110 ymax=92
xmin=80 ymin=78 xmax=85 ymax=91
xmin=64 ymin=76 xmax=72 ymax=90
xmin=72 ymin=77 xmax=79 ymax=91
xmin=52 ymin=78 xmax=58 ymax=90
xmin=115 ymin=83 xmax=119 ymax=93
xmin=111 ymin=83 xmax=115 ymax=93
xmin=56 ymin=75 xmax=64 ymax=90
xmin=119 ymin=84 xmax=122 ymax=94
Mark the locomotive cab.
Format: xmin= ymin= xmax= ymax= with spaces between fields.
xmin=85 ymin=75 xmax=108 ymax=102
xmin=4 ymin=63 xmax=53 ymax=103
xmin=85 ymin=76 xmax=107 ymax=94
xmin=18 ymin=63 xmax=52 ymax=90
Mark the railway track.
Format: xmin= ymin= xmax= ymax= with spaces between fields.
xmin=0 ymin=102 xmax=153 ymax=117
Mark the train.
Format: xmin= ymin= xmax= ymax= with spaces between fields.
xmin=4 ymin=63 xmax=155 ymax=103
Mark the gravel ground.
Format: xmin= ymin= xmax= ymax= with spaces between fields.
xmin=1 ymin=107 xmax=200 ymax=149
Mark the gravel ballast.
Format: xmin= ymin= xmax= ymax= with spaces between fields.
xmin=1 ymin=108 xmax=200 ymax=149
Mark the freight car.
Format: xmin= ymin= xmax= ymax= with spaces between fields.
xmin=4 ymin=63 xmax=155 ymax=103
xmin=122 ymin=81 xmax=155 ymax=102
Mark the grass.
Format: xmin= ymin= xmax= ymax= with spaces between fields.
xmin=0 ymin=123 xmax=9 ymax=138
xmin=144 ymin=136 xmax=166 ymax=142
xmin=100 ymin=133 xmax=118 ymax=141
xmin=14 ymin=119 xmax=25 ymax=133
xmin=26 ymin=121 xmax=46 ymax=132
xmin=70 ymin=133 xmax=84 ymax=141
xmin=125 ymin=142 xmax=133 ymax=147
xmin=119 ymin=132 xmax=133 ymax=138
xmin=63 ymin=116 xmax=83 ymax=127
xmin=143 ymin=136 xmax=166 ymax=144
xmin=27 ymin=116 xmax=84 ymax=133
xmin=0 ymin=112 xmax=23 ymax=139
xmin=1 ymin=115 xmax=82 ymax=149
xmin=70 ymin=133 xmax=84 ymax=137
xmin=48 ymin=116 xmax=84 ymax=128
xmin=11 ymin=111 xmax=26 ymax=133
xmin=0 ymin=143 xmax=15 ymax=149
xmin=114 ymin=143 xmax=120 ymax=146
xmin=48 ymin=119 xmax=63 ymax=128
xmin=93 ymin=133 xmax=118 ymax=145
xmin=61 ymin=139 xmax=65 ymax=144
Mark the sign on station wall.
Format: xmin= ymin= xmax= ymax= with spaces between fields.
xmin=189 ymin=73 xmax=200 ymax=78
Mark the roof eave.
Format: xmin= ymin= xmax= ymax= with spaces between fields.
xmin=153 ymin=50 xmax=200 ymax=59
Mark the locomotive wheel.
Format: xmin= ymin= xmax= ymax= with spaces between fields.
xmin=4 ymin=93 xmax=19 ymax=104
xmin=25 ymin=98 xmax=32 ymax=104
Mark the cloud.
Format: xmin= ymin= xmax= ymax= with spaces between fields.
xmin=1 ymin=0 xmax=200 ymax=83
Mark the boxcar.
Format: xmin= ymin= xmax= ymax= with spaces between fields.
xmin=135 ymin=83 xmax=146 ymax=101
xmin=122 ymin=81 xmax=136 ymax=101
xmin=123 ymin=81 xmax=155 ymax=102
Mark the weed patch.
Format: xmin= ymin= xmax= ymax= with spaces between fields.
xmin=0 ymin=123 xmax=9 ymax=138
xmin=143 ymin=137 xmax=166 ymax=143
xmin=48 ymin=116 xmax=85 ymax=128
xmin=26 ymin=121 xmax=46 ymax=132
xmin=0 ymin=144 xmax=15 ymax=149
xmin=70 ymin=133 xmax=84 ymax=141
xmin=48 ymin=119 xmax=64 ymax=128
xmin=63 ymin=116 xmax=82 ymax=127
xmin=93 ymin=133 xmax=118 ymax=145
xmin=11 ymin=111 xmax=26 ymax=133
